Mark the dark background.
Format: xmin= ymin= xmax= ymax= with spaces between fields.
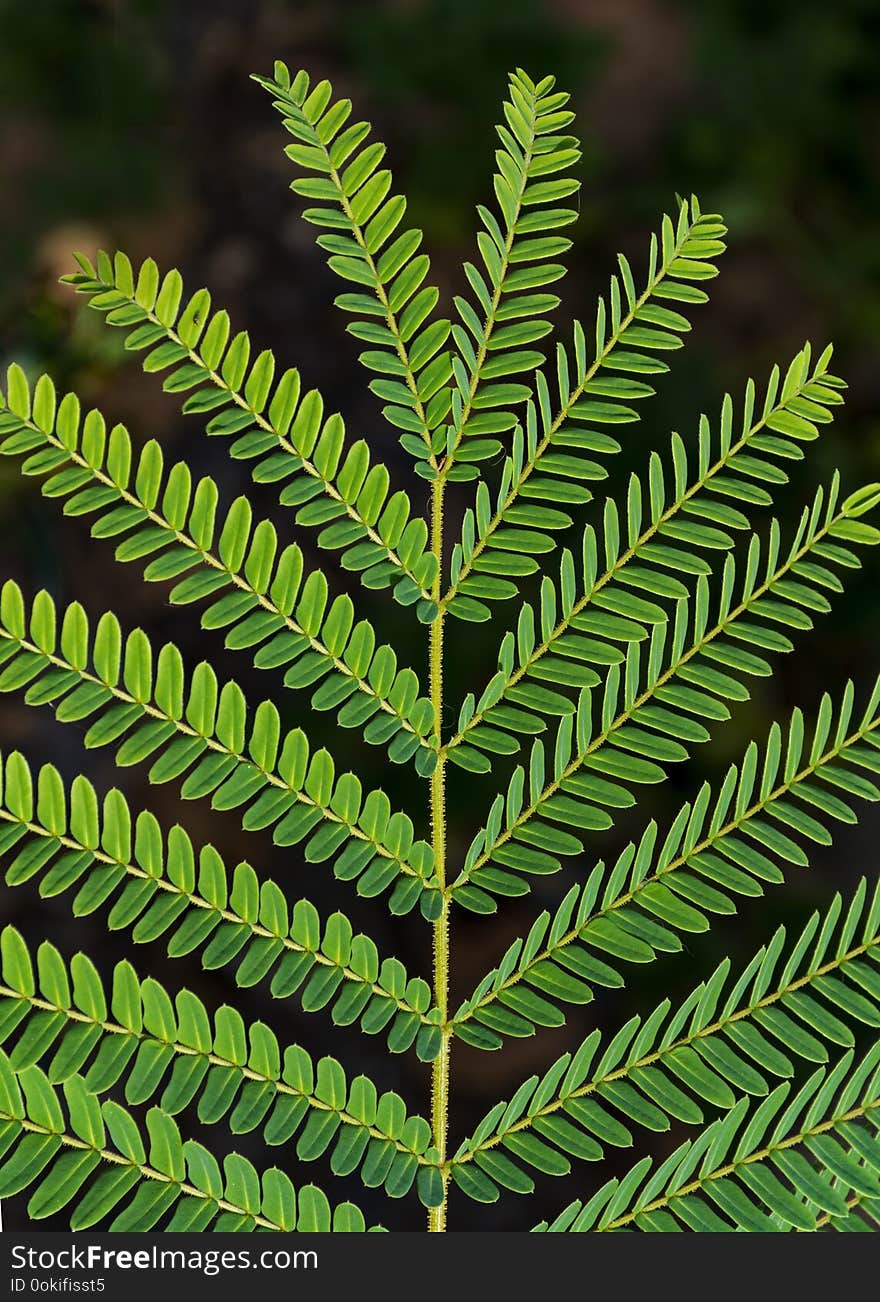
xmin=1 ymin=0 xmax=879 ymax=1231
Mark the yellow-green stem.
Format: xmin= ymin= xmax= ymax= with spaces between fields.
xmin=428 ymin=475 xmax=451 ymax=1231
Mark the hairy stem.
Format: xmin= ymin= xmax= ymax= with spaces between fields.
xmin=428 ymin=477 xmax=452 ymax=1230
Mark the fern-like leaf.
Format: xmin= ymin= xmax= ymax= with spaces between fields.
xmin=62 ymin=251 xmax=437 ymax=615
xmin=452 ymin=483 xmax=879 ymax=909
xmin=0 ymin=1050 xmax=372 ymax=1230
xmin=0 ymin=752 xmax=441 ymax=1057
xmin=0 ymin=587 xmax=440 ymax=916
xmin=441 ymin=69 xmax=580 ymax=482
xmin=448 ymin=348 xmax=847 ymax=756
xmin=454 ymin=677 xmax=880 ymax=1041
xmin=0 ymin=370 xmax=436 ymax=770
xmin=254 ymin=63 xmax=451 ymax=474
xmin=532 ymin=1045 xmax=880 ymax=1231
xmin=443 ymin=196 xmax=726 ymax=621
xmin=2 ymin=56 xmax=878 ymax=1235
xmin=0 ymin=929 xmax=443 ymax=1207
xmin=450 ymin=876 xmax=880 ymax=1202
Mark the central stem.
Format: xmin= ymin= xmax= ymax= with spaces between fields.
xmin=428 ymin=475 xmax=451 ymax=1232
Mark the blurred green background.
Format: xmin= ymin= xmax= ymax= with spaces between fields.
xmin=1 ymin=0 xmax=879 ymax=1231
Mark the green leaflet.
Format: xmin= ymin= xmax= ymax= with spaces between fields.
xmin=0 ymin=585 xmax=440 ymax=915
xmin=453 ymin=677 xmax=880 ymax=1036
xmin=0 ymin=1051 xmax=374 ymax=1230
xmin=532 ymin=1044 xmax=880 ymax=1232
xmin=63 ymin=255 xmax=437 ymax=618
xmin=819 ymin=1196 xmax=880 ymax=1233
xmin=0 ymin=371 xmax=436 ymax=770
xmin=451 ymin=877 xmax=880 ymax=1200
xmin=450 ymin=483 xmax=879 ymax=911
xmin=0 ymin=932 xmax=442 ymax=1206
xmin=254 ymin=63 xmax=451 ymax=475
xmin=443 ymin=195 xmax=727 ymax=617
xmin=0 ymin=751 xmax=441 ymax=1056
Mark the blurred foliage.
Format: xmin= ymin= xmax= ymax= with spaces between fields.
xmin=0 ymin=0 xmax=878 ymax=1230
xmin=342 ymin=0 xmax=604 ymax=237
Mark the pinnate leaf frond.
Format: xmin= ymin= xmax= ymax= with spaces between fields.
xmin=0 ymin=585 xmax=440 ymax=917
xmin=0 ymin=369 xmax=437 ymax=771
xmin=449 ymin=347 xmax=847 ymax=756
xmin=0 ymin=751 xmax=441 ymax=1057
xmin=0 ymin=56 xmax=877 ymax=1234
xmin=454 ymin=677 xmax=880 ymax=1042
xmin=62 ymin=251 xmax=437 ymax=615
xmin=532 ymin=1044 xmax=880 ymax=1232
xmin=0 ymin=929 xmax=443 ymax=1207
xmin=443 ymin=196 xmax=726 ymax=621
xmin=0 ymin=1051 xmax=372 ymax=1230
xmin=451 ymin=875 xmax=880 ymax=1204
xmin=441 ymin=68 xmax=580 ymax=482
xmin=255 ymin=63 xmax=451 ymax=474
xmin=452 ymin=483 xmax=879 ymax=910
